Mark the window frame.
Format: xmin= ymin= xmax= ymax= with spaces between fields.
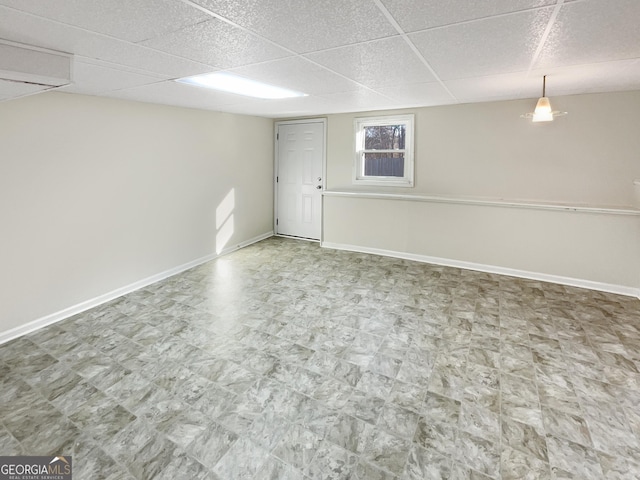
xmin=353 ymin=114 xmax=415 ymax=187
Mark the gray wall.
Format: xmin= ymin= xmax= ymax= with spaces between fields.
xmin=0 ymin=92 xmax=274 ymax=335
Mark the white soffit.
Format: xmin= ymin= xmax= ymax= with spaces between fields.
xmin=0 ymin=40 xmax=72 ymax=101
xmin=0 ymin=40 xmax=71 ymax=85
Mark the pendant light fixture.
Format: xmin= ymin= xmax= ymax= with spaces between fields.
xmin=521 ymin=75 xmax=567 ymax=122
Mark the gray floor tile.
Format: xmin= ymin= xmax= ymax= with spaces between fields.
xmin=500 ymin=446 xmax=551 ymax=480
xmin=455 ymin=430 xmax=500 ymax=477
xmin=186 ymin=421 xmax=238 ymax=469
xmin=273 ymin=424 xmax=322 ymax=470
xmin=304 ymin=442 xmax=357 ymax=480
xmin=213 ymin=437 xmax=269 ymax=479
xmin=361 ymin=428 xmax=412 ymax=476
xmin=402 ymin=443 xmax=453 ymax=480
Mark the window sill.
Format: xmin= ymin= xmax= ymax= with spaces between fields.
xmin=353 ymin=179 xmax=414 ymax=188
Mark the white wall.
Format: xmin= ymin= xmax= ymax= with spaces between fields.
xmin=0 ymin=92 xmax=274 ymax=336
xmin=323 ymin=91 xmax=640 ymax=294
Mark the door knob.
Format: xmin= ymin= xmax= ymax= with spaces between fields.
xmin=317 ymin=177 xmax=322 ymax=181
xmin=316 ymin=185 xmax=322 ymax=189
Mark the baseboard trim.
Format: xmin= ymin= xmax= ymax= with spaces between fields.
xmin=321 ymin=241 xmax=640 ymax=298
xmin=0 ymin=231 xmax=274 ymax=345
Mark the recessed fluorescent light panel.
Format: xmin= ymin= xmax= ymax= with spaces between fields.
xmin=176 ymin=72 xmax=307 ymax=99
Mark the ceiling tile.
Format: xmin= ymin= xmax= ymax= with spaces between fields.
xmin=227 ymin=57 xmax=363 ymax=96
xmin=319 ymin=88 xmax=398 ymax=113
xmin=85 ymin=43 xmax=213 ymax=79
xmin=306 ymin=36 xmax=435 ymax=89
xmin=379 ymin=0 xmax=555 ymax=32
xmin=192 ymin=0 xmax=397 ymax=53
xmin=374 ymin=81 xmax=454 ymax=107
xmin=0 ymin=0 xmax=209 ymax=43
xmin=220 ymin=95 xmax=342 ymax=118
xmin=0 ymin=6 xmax=214 ymax=78
xmin=140 ymin=18 xmax=291 ymax=69
xmin=410 ymin=8 xmax=554 ymax=81
xmin=444 ymin=72 xmax=533 ymax=103
xmin=63 ymin=60 xmax=165 ymax=96
xmin=536 ymin=0 xmax=640 ymax=69
xmin=105 ymin=80 xmax=247 ymax=110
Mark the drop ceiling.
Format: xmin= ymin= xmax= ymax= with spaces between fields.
xmin=1 ymin=0 xmax=639 ymax=118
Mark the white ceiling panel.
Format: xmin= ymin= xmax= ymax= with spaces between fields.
xmin=380 ymin=0 xmax=556 ymax=32
xmin=0 ymin=0 xmax=210 ymax=43
xmin=63 ymin=60 xmax=165 ymax=96
xmin=536 ymin=0 xmax=640 ymax=69
xmin=106 ymin=80 xmax=247 ymax=110
xmin=319 ymin=89 xmax=398 ymax=113
xmin=306 ymin=37 xmax=435 ymax=89
xmin=192 ymin=0 xmax=397 ymax=53
xmin=81 ymin=43 xmax=213 ymax=79
xmin=227 ymin=57 xmax=363 ymax=96
xmin=79 ymin=42 xmax=213 ymax=79
xmin=410 ymin=8 xmax=554 ymax=81
xmin=140 ymin=18 xmax=291 ymax=70
xmin=0 ymin=6 xmax=91 ymax=53
xmin=376 ymin=81 xmax=454 ymax=107
xmin=445 ymin=72 xmax=535 ymax=103
xmin=221 ymin=95 xmax=343 ymax=118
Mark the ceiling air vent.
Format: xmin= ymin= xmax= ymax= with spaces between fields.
xmin=0 ymin=39 xmax=72 ymax=102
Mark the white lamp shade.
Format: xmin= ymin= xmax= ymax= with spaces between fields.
xmin=521 ymin=77 xmax=567 ymax=122
xmin=532 ymin=96 xmax=554 ymax=122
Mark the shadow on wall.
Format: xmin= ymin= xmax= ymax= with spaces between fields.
xmin=216 ymin=188 xmax=235 ymax=254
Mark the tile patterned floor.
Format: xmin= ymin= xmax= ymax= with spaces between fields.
xmin=1 ymin=237 xmax=640 ymax=479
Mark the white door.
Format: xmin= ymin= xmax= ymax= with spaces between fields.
xmin=276 ymin=121 xmax=324 ymax=240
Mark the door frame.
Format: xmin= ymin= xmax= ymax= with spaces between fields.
xmin=274 ymin=118 xmax=327 ymax=242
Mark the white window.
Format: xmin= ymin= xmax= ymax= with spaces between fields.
xmin=354 ymin=114 xmax=414 ymax=187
